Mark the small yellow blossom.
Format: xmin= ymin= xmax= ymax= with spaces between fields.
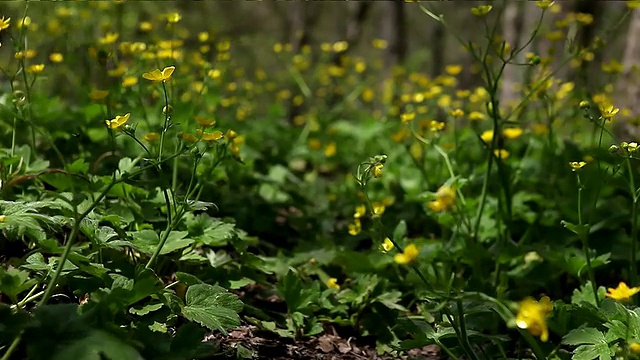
xmin=105 ymin=113 xmax=130 ymax=130
xmin=630 ymin=341 xmax=640 ymax=354
xmin=354 ymin=205 xmax=366 ymax=219
xmin=400 ymin=112 xmax=416 ymax=124
xmin=428 ymin=184 xmax=456 ymax=212
xmin=142 ymin=65 xmax=175 ymax=82
xmin=166 ymin=12 xmax=181 ymax=23
xmin=181 ymin=133 xmax=198 ymax=143
xmin=49 ymin=53 xmax=63 ymax=63
xmin=143 ymin=132 xmax=160 ymax=142
xmin=450 ymin=109 xmax=464 ymax=117
xmin=469 ymin=111 xmax=486 ymax=121
xmin=480 ymin=130 xmax=494 ymax=143
xmin=326 ymin=278 xmax=340 ymax=290
xmin=324 ymin=142 xmax=337 ymax=157
xmin=197 ymin=129 xmax=224 ymax=142
xmin=15 ymin=49 xmax=36 ymax=60
xmin=348 ymin=218 xmax=361 ymax=236
xmin=394 ymin=244 xmax=419 ymax=265
xmin=494 ymin=149 xmax=510 ymax=160
xmin=516 ymin=296 xmax=553 ymax=342
xmin=195 ymin=116 xmax=216 ymax=128
xmin=372 ymin=38 xmax=388 ymax=49
xmin=628 ymin=0 xmax=640 ymax=10
xmin=198 ymin=32 xmax=209 ymax=42
xmin=471 ymin=5 xmax=493 ymax=16
xmin=99 ymin=32 xmax=119 ymax=45
xmin=429 ymin=121 xmax=445 ymax=132
xmin=139 ymin=21 xmax=153 ymax=32
xmin=90 ymin=89 xmax=110 ymax=101
xmin=381 ymin=238 xmax=394 ymax=253
xmin=372 ymin=203 xmax=385 ymax=216
xmin=606 ymin=282 xmax=640 ymax=302
xmin=26 ymin=64 xmax=45 ymax=74
xmin=122 ymin=76 xmax=138 ymax=87
xmin=536 ymin=0 xmax=554 ymax=9
xmin=599 ymin=104 xmax=619 ymax=121
xmin=445 ymin=65 xmax=462 ymax=76
xmin=0 ymin=17 xmax=10 ymax=31
xmin=503 ymin=128 xmax=523 ymax=140
xmin=0 ymin=215 xmax=6 ymax=222
xmin=569 ymin=161 xmax=587 ymax=171
xmin=372 ymin=163 xmax=384 ymax=178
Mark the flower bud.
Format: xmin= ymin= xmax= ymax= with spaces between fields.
xmin=609 ymin=144 xmax=619 ymax=153
xmin=579 ymin=100 xmax=590 ymax=109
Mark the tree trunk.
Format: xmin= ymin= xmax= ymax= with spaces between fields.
xmin=617 ymin=8 xmax=640 ymax=138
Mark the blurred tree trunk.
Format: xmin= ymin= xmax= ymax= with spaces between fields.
xmin=430 ymin=23 xmax=445 ymax=78
xmin=382 ymin=0 xmax=407 ymax=75
xmin=332 ymin=2 xmax=371 ymax=65
xmin=617 ymin=8 xmax=640 ymax=138
xmin=499 ymin=2 xmax=536 ymax=111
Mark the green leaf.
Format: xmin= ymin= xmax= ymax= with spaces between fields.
xmin=128 ymin=230 xmax=194 ymax=255
xmin=52 ymin=329 xmax=141 ymax=360
xmin=562 ymin=327 xmax=614 ymax=360
xmin=129 ymin=302 xmax=164 ymax=316
xmin=561 ymin=220 xmax=589 ymax=238
xmin=0 ymin=266 xmax=37 ymax=302
xmin=181 ymin=283 xmax=243 ymax=335
xmin=392 ymin=220 xmax=407 ymax=242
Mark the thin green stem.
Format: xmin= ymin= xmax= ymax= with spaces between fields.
xmin=577 ymin=173 xmax=598 ymax=305
xmin=627 ymin=157 xmax=638 ymax=287
xmin=456 ymin=299 xmax=480 ymax=360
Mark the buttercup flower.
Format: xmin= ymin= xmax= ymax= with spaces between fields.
xmin=471 ymin=5 xmax=492 ymax=16
xmin=428 ymin=184 xmax=456 ymax=212
xmin=599 ymin=104 xmax=619 ymax=121
xmin=26 ymin=64 xmax=45 ymax=74
xmin=354 ymin=205 xmax=366 ymax=219
xmin=394 ymin=244 xmax=419 ymax=265
xmin=605 ymin=282 xmax=640 ymax=302
xmin=569 ymin=161 xmax=586 ymax=171
xmin=348 ymin=218 xmax=361 ymax=236
xmin=142 ymin=65 xmax=175 ymax=82
xmin=49 ymin=53 xmax=63 ymax=63
xmin=516 ymin=296 xmax=553 ymax=342
xmin=0 ymin=17 xmax=10 ymax=31
xmin=197 ymin=129 xmax=224 ymax=142
xmin=480 ymin=130 xmax=494 ymax=143
xmin=381 ymin=238 xmax=394 ymax=253
xmin=494 ymin=149 xmax=510 ymax=160
xmin=143 ymin=132 xmax=160 ymax=142
xmin=105 ymin=113 xmax=130 ymax=130
xmin=503 ymin=128 xmax=523 ymax=140
xmin=326 ymin=278 xmax=340 ymax=290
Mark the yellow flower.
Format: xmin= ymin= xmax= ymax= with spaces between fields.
xmin=166 ymin=12 xmax=181 ymax=23
xmin=516 ymin=296 xmax=553 ymax=342
xmin=372 ymin=163 xmax=384 ymax=178
xmin=348 ymin=218 xmax=361 ymax=236
xmin=381 ymin=238 xmax=394 ymax=253
xmin=354 ymin=205 xmax=366 ymax=219
xmin=49 ymin=52 xmax=63 ymax=63
xmin=503 ymin=127 xmax=523 ymax=140
xmin=449 ymin=109 xmax=464 ymax=117
xmin=445 ymin=64 xmax=462 ymax=76
xmin=0 ymin=17 xmax=10 ymax=31
xmin=99 ymin=32 xmax=119 ymax=45
xmin=629 ymin=0 xmax=640 ymax=10
xmin=494 ymin=149 xmax=510 ymax=160
xmin=429 ymin=121 xmax=445 ymax=132
xmin=428 ymin=184 xmax=456 ymax=212
xmin=400 ymin=112 xmax=415 ymax=124
xmin=324 ymin=142 xmax=337 ymax=157
xmin=195 ymin=116 xmax=216 ymax=128
xmin=536 ymin=0 xmax=554 ymax=9
xmin=480 ymin=130 xmax=494 ymax=143
xmin=26 ymin=64 xmax=45 ymax=74
xmin=197 ymin=129 xmax=224 ymax=142
xmin=394 ymin=244 xmax=419 ymax=265
xmin=122 ymin=76 xmax=138 ymax=87
xmin=142 ymin=65 xmax=175 ymax=82
xmin=139 ymin=21 xmax=153 ymax=32
xmin=471 ymin=5 xmax=493 ymax=16
xmin=569 ymin=161 xmax=586 ymax=171
xmin=469 ymin=111 xmax=486 ymax=121
xmin=630 ymin=341 xmax=640 ymax=354
xmin=605 ymin=282 xmax=640 ymax=302
xmin=90 ymin=89 xmax=110 ymax=101
xmin=372 ymin=38 xmax=388 ymax=49
xmin=181 ymin=133 xmax=198 ymax=143
xmin=0 ymin=215 xmax=6 ymax=222
xmin=599 ymin=104 xmax=619 ymax=121
xmin=326 ymin=278 xmax=340 ymax=290
xmin=105 ymin=113 xmax=130 ymax=130
xmin=143 ymin=132 xmax=160 ymax=142
xmin=372 ymin=202 xmax=385 ymax=216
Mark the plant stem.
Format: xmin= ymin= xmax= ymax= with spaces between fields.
xmin=628 ymin=157 xmax=638 ymax=287
xmin=577 ymin=174 xmax=598 ymax=305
